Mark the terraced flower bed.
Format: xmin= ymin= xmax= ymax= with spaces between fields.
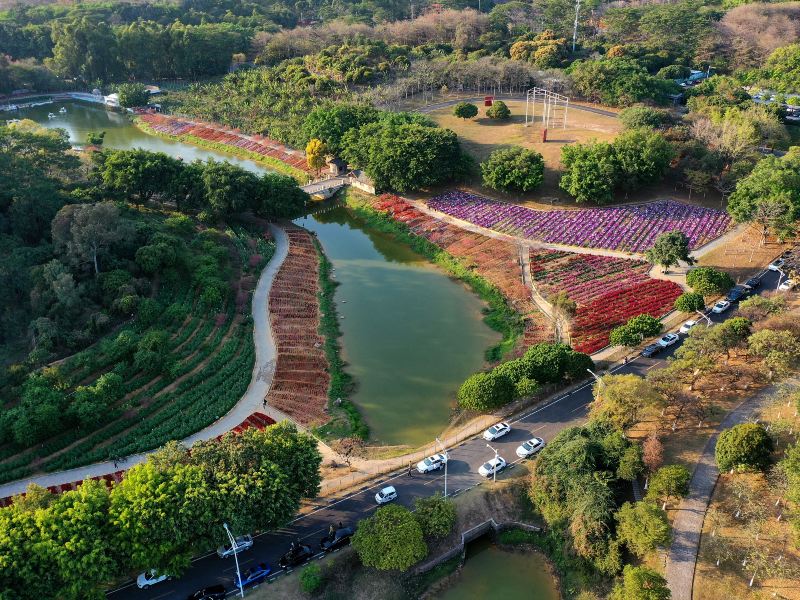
xmin=529 ymin=250 xmax=683 ymax=354
xmin=427 ymin=191 xmax=731 ymax=253
xmin=265 ymin=227 xmax=330 ymax=425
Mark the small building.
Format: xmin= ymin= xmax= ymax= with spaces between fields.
xmin=327 ymin=157 xmax=347 ymax=177
xmin=103 ymin=93 xmax=120 ymax=108
xmin=348 ymin=170 xmax=376 ymax=195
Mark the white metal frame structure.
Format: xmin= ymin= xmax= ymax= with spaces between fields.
xmin=524 ymin=88 xmax=570 ymax=129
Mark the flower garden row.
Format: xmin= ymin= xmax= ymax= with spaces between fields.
xmin=138 ymin=113 xmax=311 ymax=172
xmin=266 ymin=228 xmax=330 ymax=425
xmin=427 ymin=191 xmax=732 ymax=253
xmin=529 ymin=250 xmax=683 ymax=354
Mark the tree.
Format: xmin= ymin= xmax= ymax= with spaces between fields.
xmin=97 ymin=149 xmax=183 ymax=205
xmin=302 ymin=103 xmax=379 ymax=155
xmin=619 ymin=106 xmax=672 ymax=130
xmin=201 ymin=159 xmax=260 ymax=217
xmin=305 ymin=138 xmax=327 ymax=176
xmin=673 ymin=292 xmax=705 ymax=314
xmin=352 ymin=504 xmax=427 ymax=571
xmin=560 ymin=142 xmax=619 ymax=204
xmin=589 ymin=374 xmax=660 ymax=431
xmin=643 ymin=434 xmax=664 ymax=475
xmin=299 ymin=563 xmax=323 ymax=594
xmin=569 ymin=58 xmax=677 ymax=107
xmin=609 ymin=314 xmax=663 ymax=347
xmin=51 ymin=202 xmax=129 ymax=276
xmin=610 ymin=565 xmax=671 ymax=600
xmin=114 ymin=83 xmax=150 ymax=108
xmin=645 ymin=231 xmax=694 ymax=274
xmin=748 ymin=329 xmax=800 ymax=376
xmin=486 ymin=100 xmax=510 ymax=119
xmin=616 ymin=501 xmax=671 ymax=558
xmin=715 ymin=423 xmax=774 ymax=473
xmin=413 ymin=493 xmax=456 ymax=539
xmin=457 ymin=371 xmax=515 ymax=411
xmin=685 ymin=267 xmax=735 ymax=296
xmin=762 ymin=43 xmax=800 ymax=93
xmin=453 ymin=102 xmax=478 ymax=120
xmin=49 ymin=17 xmax=121 ymax=83
xmin=646 ymin=465 xmax=690 ymax=510
xmin=480 ymin=147 xmax=545 ymax=193
xmin=613 ymin=129 xmax=674 ymax=190
xmin=737 ymin=295 xmax=785 ymax=321
xmin=86 ymin=131 xmax=105 ymax=146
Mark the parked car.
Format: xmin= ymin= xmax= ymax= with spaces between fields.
xmin=516 ymin=438 xmax=545 ymax=459
xmin=712 ymin=300 xmax=731 ymax=314
xmin=375 ymin=485 xmax=397 ymax=505
xmin=279 ymin=544 xmax=313 ymax=569
xmin=745 ymin=276 xmax=761 ymax=289
xmin=779 ymin=279 xmax=795 ymax=291
xmin=234 ymin=563 xmax=272 ymax=588
xmin=641 ymin=343 xmax=663 ymax=358
xmin=726 ymin=285 xmax=752 ymax=302
xmin=187 ymin=585 xmax=227 ymax=600
xmin=679 ymin=320 xmax=697 ymax=334
xmin=482 ymin=422 xmax=511 ymax=441
xmin=216 ymin=534 xmax=253 ymax=558
xmin=321 ymin=527 xmax=354 ymax=552
xmin=657 ymin=333 xmax=679 ymax=347
xmin=416 ymin=452 xmax=448 ymax=474
xmin=478 ymin=456 xmax=507 ymax=477
xmin=136 ymin=570 xmax=170 ymax=590
xmin=769 ymin=258 xmax=785 ymax=272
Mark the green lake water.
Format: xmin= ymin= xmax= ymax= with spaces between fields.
xmin=437 ymin=537 xmax=560 ymax=600
xmin=19 ymin=100 xmax=500 ymax=447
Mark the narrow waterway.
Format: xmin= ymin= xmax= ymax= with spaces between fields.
xmin=19 ymin=100 xmax=500 ymax=447
xmin=437 ymin=537 xmax=560 ymax=600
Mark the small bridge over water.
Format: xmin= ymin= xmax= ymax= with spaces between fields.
xmin=300 ymin=177 xmax=349 ymax=200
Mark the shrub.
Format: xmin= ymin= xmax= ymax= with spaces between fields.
xmin=299 ymin=563 xmax=323 ymax=594
xmin=686 ymin=266 xmax=735 ymax=296
xmin=515 ymin=377 xmax=539 ymax=398
xmin=646 ymin=464 xmax=690 ymax=509
xmin=615 ymin=501 xmax=671 ymax=557
xmin=136 ymin=298 xmax=162 ymax=329
xmin=619 ymin=106 xmax=672 ymax=130
xmin=352 ymin=504 xmax=427 ymax=571
xmin=715 ymin=423 xmax=774 ymax=472
xmin=486 ymin=100 xmax=510 ymax=119
xmin=413 ymin=493 xmax=456 ymax=539
xmin=457 ymin=371 xmax=514 ymax=411
xmin=453 ymin=102 xmax=478 ymax=120
xmin=674 ymin=292 xmax=705 ymax=313
xmin=480 ymin=147 xmax=545 ymax=193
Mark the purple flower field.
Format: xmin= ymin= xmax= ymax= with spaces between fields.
xmin=427 ymin=192 xmax=732 ymax=253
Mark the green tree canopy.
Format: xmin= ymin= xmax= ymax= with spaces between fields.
xmin=352 ymin=504 xmax=427 ymax=571
xmin=114 ymin=83 xmax=150 ymax=108
xmin=645 ymin=231 xmax=694 ymax=273
xmin=457 ymin=371 xmax=515 ymax=411
xmin=560 ymin=141 xmax=619 ymax=204
xmin=609 ymin=314 xmax=663 ymax=347
xmin=715 ymin=423 xmax=774 ymax=473
xmin=646 ymin=464 xmax=690 ymax=509
xmin=613 ymin=128 xmax=674 ymax=190
xmin=674 ymin=292 xmax=705 ymax=314
xmin=569 ymin=57 xmax=677 ymax=107
xmin=486 ymin=100 xmax=511 ymax=119
xmin=619 ymin=106 xmax=673 ymax=130
xmin=615 ymin=501 xmax=671 ymax=558
xmin=413 ymin=493 xmax=456 ymax=539
xmin=302 ymin=102 xmax=379 ymax=154
xmin=480 ymin=147 xmax=545 ymax=193
xmin=610 ymin=565 xmax=671 ymax=600
xmin=453 ymin=102 xmax=479 ymax=120
xmin=685 ymin=267 xmax=735 ymax=296
xmin=589 ymin=373 xmax=660 ymax=431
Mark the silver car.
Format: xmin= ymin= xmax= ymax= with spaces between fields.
xmin=216 ymin=534 xmax=253 ymax=558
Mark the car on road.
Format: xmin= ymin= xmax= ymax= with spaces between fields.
xmin=416 ymin=452 xmax=448 ymax=473
xmin=657 ymin=333 xmax=679 ymax=347
xmin=136 ymin=570 xmax=171 ymax=590
xmin=779 ymin=279 xmax=795 ymax=291
xmin=483 ymin=422 xmax=511 ymax=441
xmin=712 ymin=300 xmax=731 ymax=314
xmin=375 ymin=485 xmax=398 ymax=505
xmin=745 ymin=277 xmax=761 ymax=289
xmin=516 ymin=438 xmax=545 ymax=458
xmin=479 ymin=456 xmax=507 ymax=477
xmin=234 ymin=563 xmax=272 ymax=588
xmin=769 ymin=258 xmax=785 ymax=272
xmin=321 ymin=526 xmax=354 ymax=552
xmin=216 ymin=534 xmax=253 ymax=558
xmin=726 ymin=285 xmax=752 ymax=302
xmin=279 ymin=544 xmax=314 ymax=569
xmin=641 ymin=343 xmax=663 ymax=358
xmin=679 ymin=320 xmax=697 ymax=334
xmin=187 ymin=585 xmax=227 ymax=600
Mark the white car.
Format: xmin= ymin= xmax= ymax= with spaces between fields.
xmin=478 ymin=456 xmax=507 ymax=477
xmin=136 ymin=570 xmax=171 ymax=590
xmin=769 ymin=258 xmax=785 ymax=272
xmin=516 ymin=437 xmax=545 ymax=459
xmin=216 ymin=534 xmax=254 ymax=558
xmin=657 ymin=333 xmax=679 ymax=347
xmin=712 ymin=300 xmax=731 ymax=314
xmin=779 ymin=279 xmax=795 ymax=291
xmin=375 ymin=486 xmax=398 ymax=505
xmin=416 ymin=452 xmax=448 ymax=474
xmin=679 ymin=320 xmax=697 ymax=334
xmin=482 ymin=422 xmax=511 ymax=441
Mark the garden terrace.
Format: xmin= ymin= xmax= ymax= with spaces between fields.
xmin=368 ymin=195 xmax=552 ymax=349
xmin=529 ymin=250 xmax=683 ymax=354
xmin=427 ymin=192 xmax=732 ymax=253
xmin=265 ymin=227 xmax=329 ymax=425
xmin=137 ymin=113 xmax=311 ymax=172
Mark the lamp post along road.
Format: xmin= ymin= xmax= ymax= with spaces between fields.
xmin=486 ymin=443 xmax=499 ymax=483
xmin=776 ymin=268 xmax=786 ymax=291
xmin=436 ymin=437 xmax=448 ymax=498
xmin=223 ymin=523 xmax=244 ymax=598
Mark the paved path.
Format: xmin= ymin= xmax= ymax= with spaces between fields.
xmin=664 ymin=381 xmax=794 ymax=600
xmin=0 ymin=224 xmax=292 ymax=499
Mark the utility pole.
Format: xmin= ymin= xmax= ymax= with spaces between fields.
xmin=486 ymin=443 xmax=499 ymax=483
xmin=436 ymin=437 xmax=448 ymax=498
xmin=572 ymin=0 xmax=581 ymax=53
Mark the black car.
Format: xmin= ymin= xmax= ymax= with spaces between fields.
xmin=187 ymin=585 xmax=226 ymax=600
xmin=278 ymin=543 xmax=314 ymax=569
xmin=745 ymin=277 xmax=761 ymax=289
xmin=726 ymin=285 xmax=752 ymax=302
xmin=641 ymin=343 xmax=663 ymax=358
xmin=321 ymin=527 xmax=354 ymax=552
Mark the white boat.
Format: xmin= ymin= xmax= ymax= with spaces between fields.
xmin=47 ymin=112 xmax=57 ymax=119
xmin=59 ymin=106 xmax=67 ymax=113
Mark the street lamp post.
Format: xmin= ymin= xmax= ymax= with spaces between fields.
xmin=223 ymin=523 xmax=244 ymax=598
xmin=486 ymin=443 xmax=499 ymax=483
xmin=776 ymin=268 xmax=786 ymax=291
xmin=436 ymin=437 xmax=448 ymax=498
xmin=695 ymin=309 xmax=713 ymax=327
xmin=586 ymin=368 xmax=605 ymax=387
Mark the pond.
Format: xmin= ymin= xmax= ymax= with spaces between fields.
xmin=21 ymin=101 xmax=500 ymax=447
xmin=438 ymin=537 xmax=560 ymax=600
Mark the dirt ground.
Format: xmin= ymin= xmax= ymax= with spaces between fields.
xmin=698 ymin=225 xmax=791 ymax=282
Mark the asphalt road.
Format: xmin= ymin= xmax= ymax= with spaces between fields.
xmin=108 ymin=267 xmax=781 ymax=600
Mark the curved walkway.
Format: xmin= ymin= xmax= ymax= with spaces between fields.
xmin=664 ymin=381 xmax=793 ymax=600
xmin=0 ymin=223 xmax=292 ymax=499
